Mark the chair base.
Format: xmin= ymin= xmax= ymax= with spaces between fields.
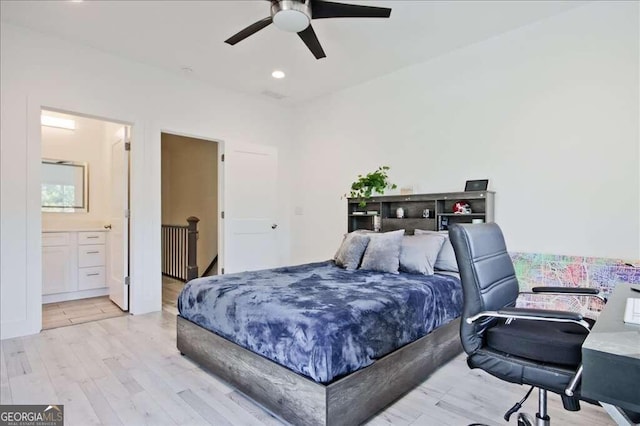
xmin=517 ymin=413 xmax=550 ymax=426
xmin=509 ymin=388 xmax=551 ymax=426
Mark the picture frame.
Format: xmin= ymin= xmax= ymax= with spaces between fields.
xmin=464 ymin=179 xmax=489 ymax=192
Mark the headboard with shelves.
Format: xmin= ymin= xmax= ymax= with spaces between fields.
xmin=347 ymin=191 xmax=495 ymax=234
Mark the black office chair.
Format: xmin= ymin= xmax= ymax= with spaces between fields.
xmin=448 ymin=223 xmax=606 ymax=426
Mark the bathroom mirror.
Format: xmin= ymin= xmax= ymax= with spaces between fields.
xmin=41 ymin=159 xmax=88 ymax=212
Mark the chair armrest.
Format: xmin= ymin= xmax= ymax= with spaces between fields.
xmin=532 ymin=286 xmax=598 ymax=294
xmin=466 ymin=307 xmax=591 ymax=331
xmin=498 ymin=307 xmax=583 ymax=321
xmin=565 ymin=364 xmax=583 ymax=397
xmin=520 ymin=286 xmax=607 ymax=303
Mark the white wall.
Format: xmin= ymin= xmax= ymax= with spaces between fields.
xmin=291 ymin=2 xmax=639 ymax=264
xmin=41 ymin=113 xmax=119 ymax=230
xmin=0 ymin=23 xmax=293 ymax=339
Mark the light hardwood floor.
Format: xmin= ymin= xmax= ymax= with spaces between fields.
xmin=163 ymin=272 xmax=216 ymax=315
xmin=42 ymin=296 xmax=126 ymax=330
xmin=163 ymin=276 xmax=185 ymax=316
xmin=1 ymin=311 xmax=613 ymax=426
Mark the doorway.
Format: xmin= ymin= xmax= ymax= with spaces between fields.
xmin=40 ymin=109 xmax=131 ymax=329
xmin=160 ymin=132 xmax=219 ymax=314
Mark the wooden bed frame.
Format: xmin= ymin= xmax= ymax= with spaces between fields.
xmin=177 ymin=315 xmax=462 ymax=425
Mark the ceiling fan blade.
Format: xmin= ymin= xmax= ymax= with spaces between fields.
xmin=297 ymin=25 xmax=326 ymax=60
xmin=311 ymin=1 xmax=391 ymax=19
xmin=225 ymin=17 xmax=273 ymax=45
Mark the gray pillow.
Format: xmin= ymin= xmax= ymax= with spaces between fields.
xmin=414 ymin=229 xmax=459 ymax=272
xmin=399 ymin=234 xmax=446 ymax=275
xmin=360 ymin=230 xmax=405 ymax=274
xmin=334 ymin=229 xmax=376 ymax=259
xmin=335 ymin=233 xmax=371 ymax=270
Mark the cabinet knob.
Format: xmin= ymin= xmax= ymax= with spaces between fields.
xmin=271 ymin=224 xmax=278 ymax=230
xmin=104 ymin=224 xmax=112 ymax=229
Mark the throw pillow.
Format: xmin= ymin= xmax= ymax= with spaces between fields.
xmin=334 ymin=229 xmax=376 ymax=260
xmin=399 ymin=234 xmax=446 ymax=275
xmin=335 ymin=233 xmax=371 ymax=270
xmin=414 ymin=229 xmax=459 ymax=272
xmin=360 ymin=230 xmax=405 ymax=274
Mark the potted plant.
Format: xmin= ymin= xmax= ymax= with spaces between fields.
xmin=346 ymin=166 xmax=397 ymax=207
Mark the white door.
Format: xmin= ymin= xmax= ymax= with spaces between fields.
xmin=224 ymin=143 xmax=279 ymax=274
xmin=108 ymin=126 xmax=129 ymax=310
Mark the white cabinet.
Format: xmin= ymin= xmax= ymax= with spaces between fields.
xmin=42 ymin=232 xmax=70 ymax=247
xmin=42 ymin=244 xmax=74 ymax=295
xmin=42 ymin=230 xmax=109 ymax=302
xmin=78 ymin=266 xmax=106 ymax=290
xmin=78 ymin=232 xmax=106 ymax=245
xmin=79 ymin=244 xmax=106 ymax=268
xmin=78 ymin=231 xmax=107 ymax=290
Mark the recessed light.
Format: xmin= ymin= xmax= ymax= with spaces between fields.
xmin=272 ymin=70 xmax=286 ymax=79
xmin=70 ymin=0 xmax=84 ymax=3
xmin=181 ymin=66 xmax=194 ymax=73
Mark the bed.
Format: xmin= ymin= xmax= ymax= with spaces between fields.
xmin=176 ymin=260 xmax=463 ymax=425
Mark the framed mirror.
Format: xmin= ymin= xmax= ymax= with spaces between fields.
xmin=41 ymin=159 xmax=88 ymax=212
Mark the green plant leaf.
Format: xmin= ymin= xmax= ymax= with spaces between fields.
xmin=345 ymin=166 xmax=397 ymax=205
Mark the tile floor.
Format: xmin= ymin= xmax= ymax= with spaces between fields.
xmin=42 ymin=296 xmax=126 ymax=330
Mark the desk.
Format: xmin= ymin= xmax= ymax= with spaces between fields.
xmin=582 ymin=283 xmax=640 ymax=415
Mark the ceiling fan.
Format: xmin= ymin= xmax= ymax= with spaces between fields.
xmin=225 ymin=0 xmax=392 ymax=60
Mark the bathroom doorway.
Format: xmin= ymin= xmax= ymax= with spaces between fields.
xmin=40 ymin=109 xmax=130 ymax=329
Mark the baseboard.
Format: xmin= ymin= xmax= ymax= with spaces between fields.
xmin=42 ymin=287 xmax=109 ymax=304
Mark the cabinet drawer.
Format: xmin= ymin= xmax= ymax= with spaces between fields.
xmin=78 ymin=266 xmax=106 ymax=290
xmin=78 ymin=232 xmax=105 ymax=245
xmin=78 ymin=245 xmax=105 ymax=267
xmin=42 ymin=233 xmax=70 ymax=247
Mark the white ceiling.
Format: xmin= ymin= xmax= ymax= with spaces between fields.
xmin=1 ymin=0 xmax=585 ymax=105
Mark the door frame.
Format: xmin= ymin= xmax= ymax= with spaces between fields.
xmin=158 ymin=129 xmax=226 ymax=282
xmin=28 ymin=98 xmax=136 ymax=332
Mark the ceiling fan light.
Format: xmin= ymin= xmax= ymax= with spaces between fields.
xmin=273 ymin=9 xmax=309 ymax=33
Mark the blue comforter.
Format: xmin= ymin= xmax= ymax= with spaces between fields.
xmin=178 ymin=261 xmax=462 ymax=383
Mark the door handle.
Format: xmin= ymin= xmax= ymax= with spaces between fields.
xmin=271 ymin=224 xmax=278 ymax=229
xmin=104 ymin=224 xmax=112 ymax=229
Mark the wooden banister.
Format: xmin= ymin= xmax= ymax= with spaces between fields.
xmin=186 ymin=216 xmax=200 ymax=281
